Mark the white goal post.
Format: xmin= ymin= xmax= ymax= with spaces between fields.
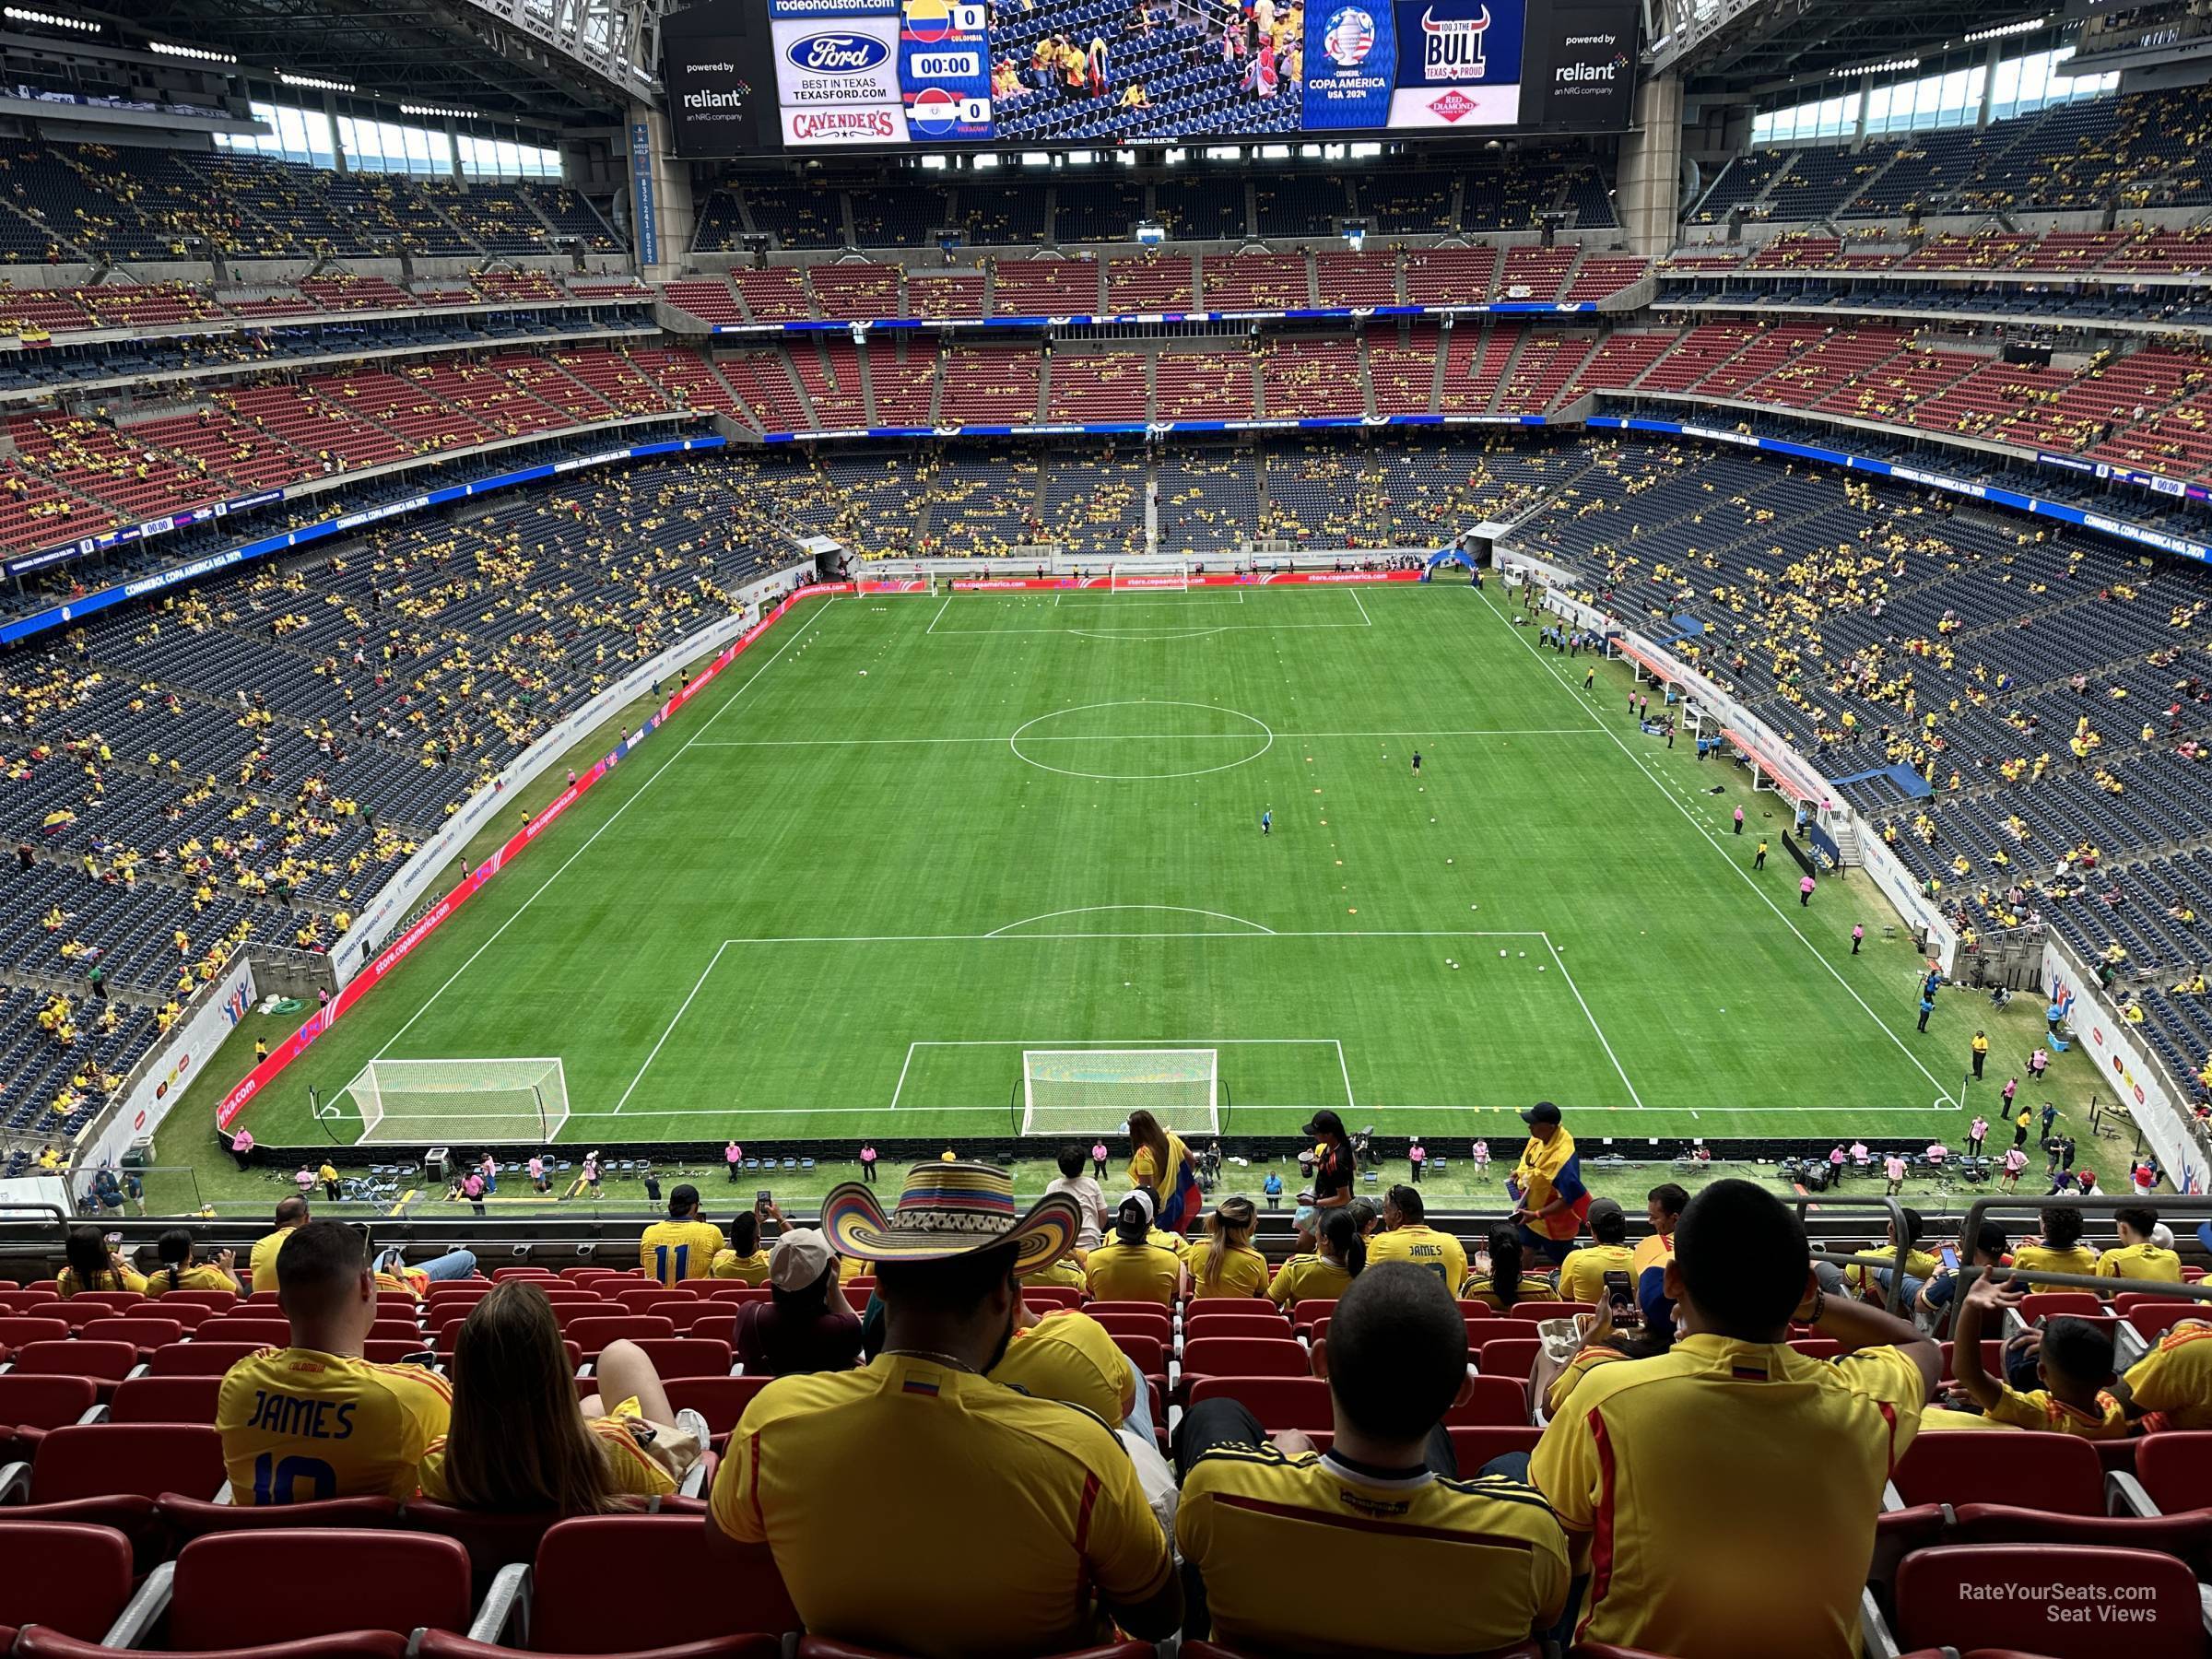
xmin=1109 ymin=561 xmax=1190 ymax=592
xmin=342 ymin=1057 xmax=570 ymax=1147
xmin=1019 ymin=1048 xmax=1218 ymax=1136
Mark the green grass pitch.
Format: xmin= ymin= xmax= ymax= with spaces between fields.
xmin=226 ymin=580 xmax=2033 ymax=1152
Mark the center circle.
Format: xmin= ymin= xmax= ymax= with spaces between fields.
xmin=1008 ymin=700 xmax=1275 ymax=781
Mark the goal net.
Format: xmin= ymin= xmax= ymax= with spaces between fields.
xmin=342 ymin=1057 xmax=569 ymax=1147
xmin=1019 ymin=1048 xmax=1218 ymax=1136
xmin=1109 ymin=562 xmax=1189 ymax=592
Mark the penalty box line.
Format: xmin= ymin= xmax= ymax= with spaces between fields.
xmin=889 ymin=1037 xmax=1353 ymax=1117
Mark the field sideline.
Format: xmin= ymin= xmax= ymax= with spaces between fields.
xmin=209 ymin=579 xmax=2099 ymax=1152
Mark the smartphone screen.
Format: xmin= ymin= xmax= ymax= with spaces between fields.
xmin=756 ymin=1189 xmax=773 ymax=1208
xmin=1940 ymin=1246 xmax=1959 ymax=1271
xmin=1602 ymin=1269 xmax=1643 ymax=1328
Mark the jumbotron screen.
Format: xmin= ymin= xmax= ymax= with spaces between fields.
xmin=661 ymin=0 xmax=1638 ymax=157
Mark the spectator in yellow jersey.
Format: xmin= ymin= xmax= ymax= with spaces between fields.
xmin=1178 ymin=1263 xmax=1570 ymax=1653
xmin=1948 ymin=1273 xmax=2127 ymax=1439
xmin=1024 ymin=1248 xmax=1088 ymax=1291
xmin=319 ymin=1161 xmax=340 ymax=1203
xmin=1364 ymin=1184 xmax=1468 ymax=1293
xmin=710 ymin=1208 xmax=771 ymax=1284
xmin=418 ymin=1281 xmax=695 ymax=1509
xmin=990 ymin=1304 xmax=1141 ymax=1430
xmin=1631 ymin=1182 xmax=1687 ymax=1330
xmin=1187 ymin=1194 xmax=1268 ymax=1299
xmin=248 ymin=1196 xmax=311 ymax=1292
xmin=2095 ymin=1205 xmax=2184 ymax=1284
xmin=1464 ymin=1227 xmax=1546 ymax=1312
xmin=1556 ymin=1197 xmax=1636 ymax=1306
xmin=1085 ymin=1190 xmax=1187 ymax=1306
xmin=145 ymin=1228 xmax=243 ymax=1298
xmin=711 ymin=1162 xmax=1179 ymax=1658
xmin=2011 ymin=1204 xmax=2100 ymax=1291
xmin=639 ymin=1183 xmax=725 ymax=1285
xmin=1527 ymin=1180 xmax=1937 ymax=1658
xmin=2113 ymin=1317 xmax=2212 ymax=1430
xmin=216 ymin=1219 xmax=453 ymax=1502
xmin=57 ymin=1225 xmax=146 ymax=1299
xmin=1265 ymin=1207 xmax=1363 ymax=1307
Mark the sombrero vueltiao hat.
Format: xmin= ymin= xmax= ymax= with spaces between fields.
xmin=822 ymin=1160 xmax=1078 ymax=1274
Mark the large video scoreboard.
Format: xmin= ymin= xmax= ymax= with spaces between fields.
xmin=662 ymin=0 xmax=1638 ymax=156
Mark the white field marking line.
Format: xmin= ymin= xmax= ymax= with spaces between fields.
xmin=1477 ymin=590 xmax=1960 ymax=1109
xmin=926 ymin=595 xmax=950 ymax=633
xmin=984 ymin=904 xmax=1277 ymax=937
xmin=371 ymin=598 xmax=841 ymax=1057
xmin=1540 ymin=930 xmax=1644 ymax=1110
xmin=1047 ymin=596 xmax=1250 ymax=610
xmin=688 ymin=727 xmax=1605 ymax=748
xmin=573 ymin=1101 xmax=1955 ymax=1118
xmin=610 ymin=940 xmax=730 ymax=1114
xmin=714 ymin=929 xmax=1547 ymax=944
xmin=1350 ymin=587 xmax=1374 ymax=628
xmin=931 ymin=622 xmax=1364 ymax=635
xmin=888 ymin=1041 xmax=922 ymax=1112
xmin=1335 ymin=1038 xmax=1356 ymax=1112
xmin=899 ymin=1036 xmax=1350 ymax=1046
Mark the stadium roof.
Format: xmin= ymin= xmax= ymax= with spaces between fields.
xmin=1661 ymin=0 xmax=2057 ymax=99
xmin=120 ymin=0 xmax=655 ymax=128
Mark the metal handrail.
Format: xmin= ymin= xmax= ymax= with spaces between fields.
xmin=1792 ymin=1194 xmax=1918 ymax=1312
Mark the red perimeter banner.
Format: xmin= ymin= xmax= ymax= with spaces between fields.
xmin=857 ymin=571 xmax=1425 ymax=594
xmin=214 ymin=582 xmax=855 ymax=1132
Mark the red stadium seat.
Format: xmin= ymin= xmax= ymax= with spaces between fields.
xmin=493 ymin=1268 xmax=559 ymax=1282
xmin=1889 ymin=1545 xmax=2209 ymax=1658
xmin=1177 ymin=1314 xmax=1294 ymax=1346
xmin=1446 ymin=1426 xmax=1544 ymax=1468
xmin=0 ymin=1520 xmax=136 ymax=1643
xmin=1288 ymin=1298 xmax=1338 ymax=1331
xmin=0 ymin=1373 xmax=99 ymax=1457
xmin=76 ymin=1316 xmax=185 ymax=1354
xmin=687 ymin=1311 xmax=738 ymax=1340
xmin=53 ymin=1292 xmax=145 ymax=1326
xmin=1444 ymin=1375 xmax=1532 ymax=1427
xmin=0 ymin=1422 xmax=224 ymax=1565
xmin=611 ymin=1288 xmax=702 ymax=1316
xmin=146 ymin=1341 xmax=268 ymax=1377
xmin=1937 ymin=1340 xmax=2004 ymax=1382
xmin=0 ymin=1291 xmax=60 ymax=1314
xmin=567 ymin=1316 xmax=676 ymax=1358
xmin=1087 ymin=1312 xmax=1173 ymax=1346
xmin=661 ymin=1375 xmax=778 ymax=1441
xmin=1183 ymin=1300 xmax=1285 ymax=1325
xmin=1464 ymin=1317 xmax=1544 ymax=1347
xmin=1891 ymin=1429 xmax=2106 ymax=1513
xmin=199 ymin=1319 xmax=293 ymax=1346
xmin=1477 ymin=1338 xmax=1544 ymax=1379
xmin=9 ymin=1339 xmax=139 ymax=1386
xmin=159 ymin=1494 xmax=406 ymax=1543
xmin=2019 ymin=1291 xmax=2103 ymax=1322
xmin=106 ymin=1376 xmax=224 ymax=1425
xmin=1510 ymin=1301 xmax=1594 ymax=1321
xmin=159 ymin=1290 xmax=246 ymax=1311
xmin=1185 ymin=1376 xmax=1333 ymax=1433
xmin=1178 ymin=1337 xmax=1311 ymax=1385
xmin=699 ymin=1285 xmax=771 ymax=1303
xmin=1084 ymin=1300 xmax=1174 ymax=1320
xmin=2127 ymin=1303 xmax=2212 ymax=1340
xmin=617 ymin=1338 xmax=732 ymax=1380
xmin=1022 ymin=1287 xmax=1083 ymax=1311
xmin=1108 ymin=1333 xmax=1166 ymax=1378
xmin=0 ymin=1315 xmax=71 ymax=1351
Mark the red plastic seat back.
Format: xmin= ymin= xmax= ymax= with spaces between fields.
xmin=146 ymin=1341 xmax=265 ymax=1377
xmin=568 ymin=1315 xmax=677 ymax=1357
xmin=2020 ymin=1291 xmax=2102 ymax=1322
xmin=1896 ymin=1544 xmax=2206 ymax=1658
xmin=535 ymin=1514 xmax=798 ymax=1647
xmin=1183 ymin=1300 xmax=1285 ymax=1326
xmin=0 ymin=1520 xmax=135 ymax=1639
xmin=662 ymin=1374 xmax=777 ymax=1437
xmin=622 ymin=1336 xmax=732 ymax=1379
xmin=1445 ymin=1425 xmax=1544 ymax=1469
xmin=201 ymin=1319 xmax=293 ymax=1346
xmin=107 ymin=1376 xmax=225 ymax=1425
xmin=2136 ymin=1431 xmax=2212 ymax=1514
xmin=1464 ymin=1317 xmax=1543 ymax=1347
xmin=1088 ymin=1312 xmax=1172 ymax=1346
xmin=0 ymin=1315 xmax=70 ymax=1349
xmin=169 ymin=1530 xmax=472 ymax=1647
xmin=29 ymin=1423 xmax=225 ymax=1503
xmin=1478 ymin=1337 xmax=1544 ymax=1379
xmin=0 ymin=1373 xmax=99 ymax=1432
xmin=1185 ymin=1376 xmax=1333 ymax=1432
xmin=13 ymin=1340 xmax=138 ymax=1382
xmin=76 ymin=1317 xmax=184 ymax=1352
xmin=1892 ymin=1430 xmax=2105 ymax=1514
xmin=1179 ymin=1336 xmax=1311 ymax=1380
xmin=1444 ymin=1374 xmax=1531 ymax=1427
xmin=1511 ymin=1301 xmax=1594 ymax=1321
xmin=1109 ymin=1333 xmax=1166 ymax=1376
xmin=2128 ymin=1303 xmax=2212 ymax=1341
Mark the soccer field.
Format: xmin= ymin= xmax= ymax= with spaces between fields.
xmin=231 ymin=579 xmax=1997 ymax=1152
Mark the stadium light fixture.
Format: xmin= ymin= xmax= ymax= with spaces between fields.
xmin=277 ymin=70 xmax=357 ymax=93
xmin=1964 ymin=16 xmax=2045 ymax=42
xmin=149 ymin=40 xmax=234 ymax=62
xmin=400 ymin=101 xmax=480 ymax=119
xmin=1846 ymin=55 xmax=1921 ymax=76
xmin=5 ymin=6 xmax=99 ymax=31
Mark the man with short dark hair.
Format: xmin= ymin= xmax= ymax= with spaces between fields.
xmin=2097 ymin=1205 xmax=2183 ymax=1283
xmin=1509 ymin=1101 xmax=1590 ymax=1266
xmin=1632 ymin=1182 xmax=1688 ymax=1331
xmin=710 ymin=1163 xmax=1178 ymax=1659
xmin=248 ymin=1195 xmax=310 ymax=1291
xmin=216 ymin=1219 xmax=452 ymax=1502
xmin=1529 ymin=1179 xmax=1937 ymax=1657
xmin=1364 ymin=1183 xmax=1468 ymax=1290
xmin=1557 ymin=1196 xmax=1634 ymax=1306
xmin=1176 ymin=1263 xmax=1570 ymax=1653
xmin=640 ymin=1182 xmax=725 ymax=1284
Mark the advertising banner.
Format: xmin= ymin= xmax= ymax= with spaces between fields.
xmin=1535 ymin=0 xmax=1634 ymax=127
xmin=1302 ymin=3 xmax=1399 ymax=131
xmin=1388 ymin=0 xmax=1526 ymax=129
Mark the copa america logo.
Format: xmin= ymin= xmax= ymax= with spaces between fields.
xmin=1419 ymin=4 xmax=1491 ymax=80
xmin=1324 ymin=6 xmax=1375 ymax=66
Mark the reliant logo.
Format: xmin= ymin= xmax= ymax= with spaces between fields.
xmin=684 ymin=85 xmax=754 ymax=109
xmin=1555 ymin=60 xmax=1619 ymax=82
xmin=1419 ymin=6 xmax=1490 ymax=80
xmin=785 ymin=31 xmax=890 ymax=74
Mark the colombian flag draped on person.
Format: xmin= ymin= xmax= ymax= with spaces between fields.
xmin=1509 ymin=1100 xmax=1591 ymax=1260
xmin=1126 ymin=1110 xmax=1204 ymax=1234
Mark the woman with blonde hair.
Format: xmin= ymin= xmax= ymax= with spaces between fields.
xmin=418 ymin=1280 xmax=698 ymax=1512
xmin=1191 ymin=1194 xmax=1269 ymax=1299
xmin=1124 ymin=1109 xmax=1201 ymax=1233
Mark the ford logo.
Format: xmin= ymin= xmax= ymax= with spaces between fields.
xmin=786 ymin=31 xmax=889 ymax=74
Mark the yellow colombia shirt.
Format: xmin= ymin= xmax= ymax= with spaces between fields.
xmin=144 ymin=1264 xmax=236 ymax=1299
xmin=216 ymin=1347 xmax=453 ymax=1503
xmin=2124 ymin=1322 xmax=2212 ymax=1430
xmin=2095 ymin=1242 xmax=2184 ymax=1283
xmin=2010 ymin=1242 xmax=2100 ymax=1293
xmin=639 ymin=1219 xmax=726 ymax=1285
xmin=1365 ymin=1224 xmax=1469 ymax=1294
xmin=1176 ymin=1441 xmax=1571 ymax=1655
xmin=248 ymin=1228 xmax=297 ymax=1293
xmin=1186 ymin=1243 xmax=1270 ymax=1300
xmin=1085 ymin=1240 xmax=1182 ymax=1306
xmin=57 ymin=1265 xmax=147 ymax=1299
xmin=989 ymin=1310 xmax=1135 ymax=1424
xmin=710 ymin=1354 xmax=1171 ymax=1659
xmin=711 ymin=1248 xmax=771 ymax=1285
xmin=1530 ymin=1334 xmax=1926 ymax=1659
xmin=1266 ymin=1253 xmax=1353 ymax=1307
xmin=1985 ymin=1382 xmax=2129 ymax=1440
xmin=1556 ymin=1243 xmax=1635 ymax=1307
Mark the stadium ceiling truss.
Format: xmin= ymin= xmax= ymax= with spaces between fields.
xmin=1650 ymin=0 xmax=2038 ymax=99
xmin=124 ymin=0 xmax=662 ymax=127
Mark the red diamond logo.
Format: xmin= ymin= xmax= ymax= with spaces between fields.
xmin=1428 ymin=89 xmax=1477 ymax=121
